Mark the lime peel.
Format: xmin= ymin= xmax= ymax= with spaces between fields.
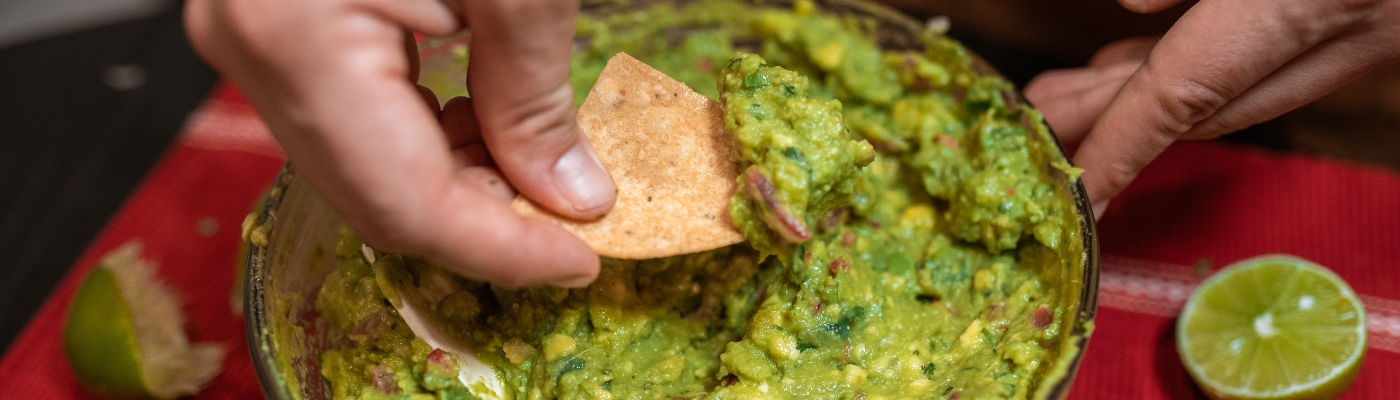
xmin=1177 ymin=254 xmax=1366 ymax=400
xmin=64 ymin=241 xmax=227 ymax=399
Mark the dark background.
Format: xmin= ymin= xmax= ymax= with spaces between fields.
xmin=0 ymin=6 xmax=219 ymax=351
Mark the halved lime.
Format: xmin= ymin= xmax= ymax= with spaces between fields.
xmin=63 ymin=242 xmax=226 ymax=399
xmin=1177 ymin=255 xmax=1366 ymax=400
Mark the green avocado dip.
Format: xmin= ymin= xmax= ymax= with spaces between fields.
xmin=309 ymin=1 xmax=1089 ymax=399
xmin=720 ymin=53 xmax=875 ymax=260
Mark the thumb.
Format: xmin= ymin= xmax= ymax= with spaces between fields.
xmin=462 ymin=0 xmax=617 ymax=220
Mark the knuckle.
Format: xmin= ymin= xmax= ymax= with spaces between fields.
xmin=489 ymin=85 xmax=579 ymax=145
xmin=1143 ymin=68 xmax=1233 ymax=136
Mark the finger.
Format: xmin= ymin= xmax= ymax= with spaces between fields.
xmin=1092 ymin=199 xmax=1110 ymax=220
xmin=451 ymin=144 xmax=495 ymax=168
xmin=1187 ymin=34 xmax=1397 ymax=139
xmin=278 ymin=74 xmax=599 ymax=286
xmin=1087 ymin=36 xmax=1158 ymax=68
xmin=1025 ymin=37 xmax=1154 ymax=144
xmin=462 ymin=0 xmax=618 ymax=220
xmin=416 ymin=84 xmax=441 ymax=119
xmin=195 ymin=0 xmax=601 ymax=287
xmin=457 ymin=166 xmax=516 ymax=201
xmin=417 ymin=180 xmax=597 ymax=288
xmin=1118 ymin=0 xmax=1189 ymax=14
xmin=441 ymin=96 xmax=492 ymax=167
xmin=1026 ymin=36 xmax=1152 ymax=102
xmin=283 ymin=76 xmax=597 ymax=288
xmin=1025 ymin=61 xmax=1139 ymax=144
xmin=1025 ymin=69 xmax=1106 ymax=105
xmin=356 ymin=0 xmax=458 ymax=36
xmin=183 ymin=0 xmax=217 ymax=64
xmin=440 ymin=96 xmax=483 ymax=148
xmin=1074 ymin=0 xmax=1370 ymax=204
xmin=405 ymin=29 xmax=422 ymax=83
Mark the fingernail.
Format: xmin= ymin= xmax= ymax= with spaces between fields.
xmin=553 ymin=142 xmax=615 ymax=212
xmin=552 ymin=273 xmax=595 ymax=288
xmin=1092 ymin=200 xmax=1109 ymax=220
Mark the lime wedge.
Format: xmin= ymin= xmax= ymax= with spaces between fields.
xmin=63 ymin=242 xmax=226 ymax=399
xmin=65 ymin=263 xmax=149 ymax=398
xmin=1177 ymin=255 xmax=1366 ymax=400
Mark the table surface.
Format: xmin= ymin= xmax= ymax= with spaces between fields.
xmin=2 ymin=83 xmax=1397 ymax=399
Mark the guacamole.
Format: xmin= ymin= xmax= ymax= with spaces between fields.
xmin=317 ymin=235 xmax=474 ymax=400
xmin=720 ymin=53 xmax=874 ymax=260
xmin=312 ymin=1 xmax=1086 ymax=399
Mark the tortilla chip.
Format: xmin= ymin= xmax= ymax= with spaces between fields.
xmin=512 ymin=53 xmax=744 ymax=259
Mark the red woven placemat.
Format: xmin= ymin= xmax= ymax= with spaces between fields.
xmin=0 ymin=85 xmax=279 ymax=399
xmin=1080 ymin=140 xmax=1400 ymax=399
xmin=2 ymin=83 xmax=1396 ymax=399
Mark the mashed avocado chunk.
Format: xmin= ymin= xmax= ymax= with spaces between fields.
xmin=720 ymin=53 xmax=874 ymax=259
xmin=317 ymin=1 xmax=1087 ymax=399
xmin=946 ymin=112 xmax=1068 ymax=253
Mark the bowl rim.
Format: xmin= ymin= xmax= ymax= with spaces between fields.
xmin=243 ymin=1 xmax=1101 ymax=398
xmin=245 ymin=167 xmax=293 ymax=400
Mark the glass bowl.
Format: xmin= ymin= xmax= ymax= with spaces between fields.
xmin=243 ymin=1 xmax=1100 ymax=399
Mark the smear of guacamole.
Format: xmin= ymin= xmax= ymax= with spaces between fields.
xmin=314 ymin=1 xmax=1087 ymax=399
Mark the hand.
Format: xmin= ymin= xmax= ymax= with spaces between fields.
xmin=1024 ymin=0 xmax=1400 ymax=216
xmin=185 ymin=0 xmax=616 ymax=287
